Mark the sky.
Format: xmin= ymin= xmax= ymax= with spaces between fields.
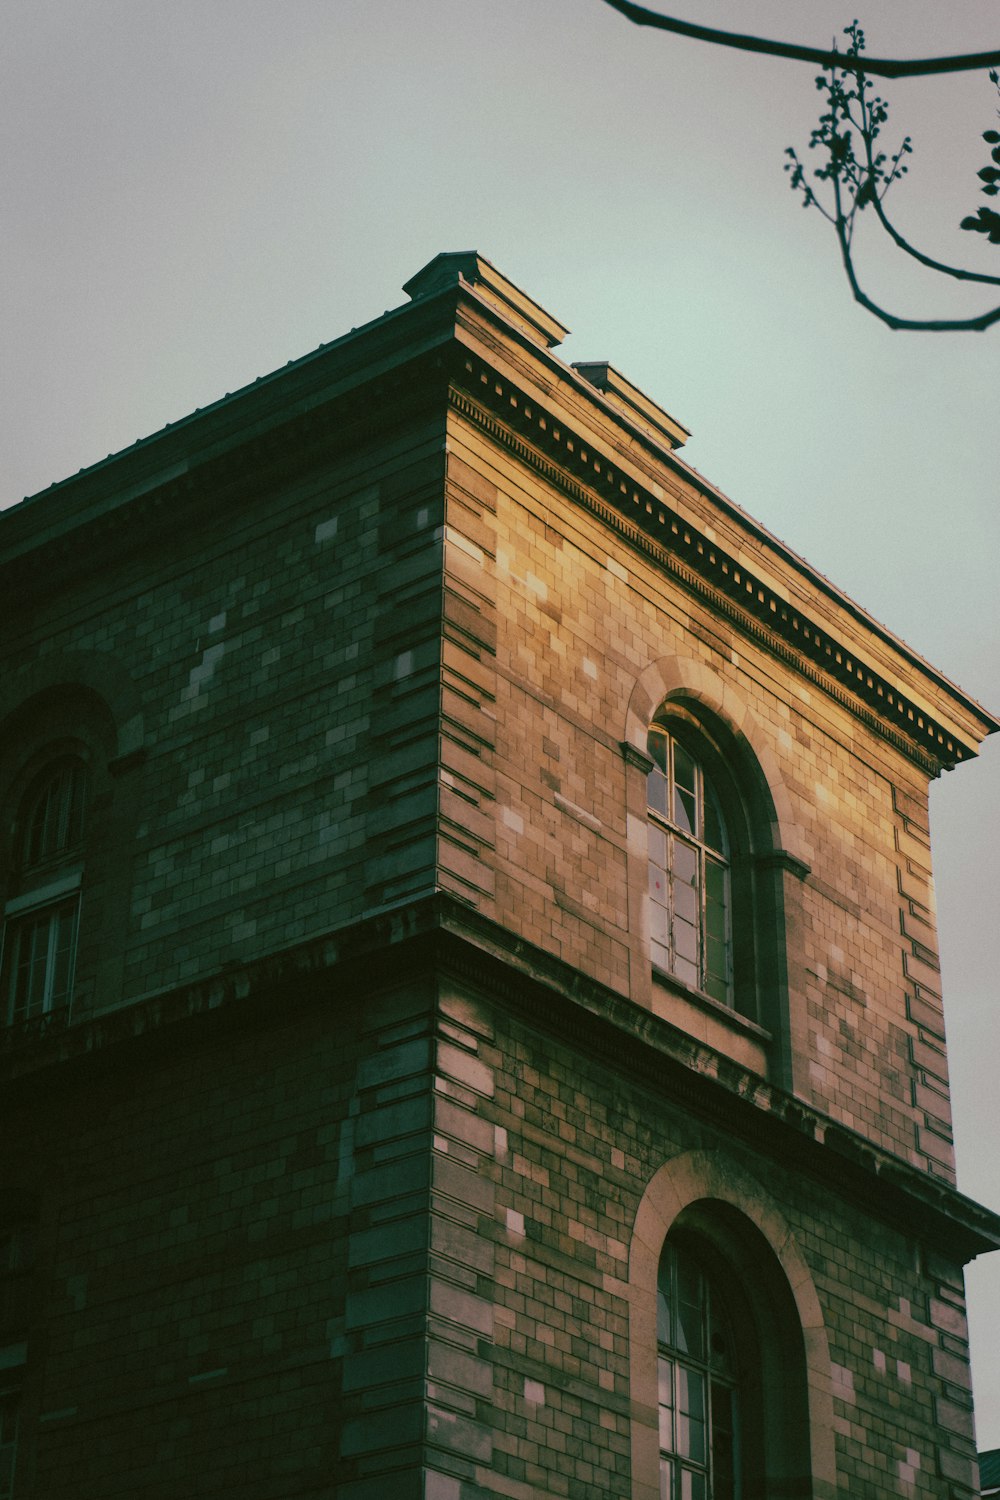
xmin=3 ymin=0 xmax=999 ymax=1451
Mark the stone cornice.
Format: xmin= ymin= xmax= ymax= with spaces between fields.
xmin=2 ymin=894 xmax=997 ymax=1261
xmin=447 ymin=356 xmax=985 ymax=774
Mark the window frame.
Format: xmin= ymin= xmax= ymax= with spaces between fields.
xmin=1 ymin=758 xmax=87 ymax=1031
xmin=647 ymin=723 xmax=734 ymax=1009
xmin=657 ymin=1239 xmax=744 ymax=1500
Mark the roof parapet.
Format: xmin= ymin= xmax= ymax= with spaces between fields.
xmin=403 ymin=250 xmax=569 ymax=350
xmin=572 ymin=360 xmax=690 ymax=451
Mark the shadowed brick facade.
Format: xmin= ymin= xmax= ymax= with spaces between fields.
xmin=1 ymin=252 xmax=997 ymax=1499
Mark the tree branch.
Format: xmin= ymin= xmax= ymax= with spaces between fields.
xmin=831 ymin=196 xmax=1000 ymax=330
xmin=861 ymin=138 xmax=1000 ymax=288
xmin=601 ymin=0 xmax=1000 ymax=80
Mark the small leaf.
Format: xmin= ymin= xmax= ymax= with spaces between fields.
xmin=977 ymin=166 xmax=1000 ymax=182
xmin=984 ymin=130 xmax=1000 ymax=143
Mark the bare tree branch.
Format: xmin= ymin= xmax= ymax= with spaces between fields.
xmin=831 ymin=211 xmax=1000 ymax=330
xmin=784 ymin=37 xmax=1000 ymax=330
xmin=601 ymin=0 xmax=1000 ymax=80
xmin=857 ymin=105 xmax=1000 ymax=287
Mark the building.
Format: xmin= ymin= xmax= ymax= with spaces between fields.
xmin=1 ymin=251 xmax=998 ymax=1499
xmin=980 ymin=1449 xmax=1000 ymax=1499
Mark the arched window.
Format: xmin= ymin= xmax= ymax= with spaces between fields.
xmin=647 ymin=724 xmax=732 ymax=1008
xmin=657 ymin=1239 xmax=744 ymax=1500
xmin=1 ymin=758 xmax=87 ymax=1028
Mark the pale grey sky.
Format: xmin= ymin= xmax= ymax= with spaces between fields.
xmin=4 ymin=0 xmax=999 ymax=1448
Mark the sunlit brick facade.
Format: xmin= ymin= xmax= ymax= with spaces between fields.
xmin=1 ymin=253 xmax=997 ymax=1499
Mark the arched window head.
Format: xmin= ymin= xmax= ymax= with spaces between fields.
xmin=657 ymin=1240 xmax=742 ymax=1499
xmin=20 ymin=759 xmax=86 ymax=871
xmin=647 ymin=724 xmax=732 ymax=1008
xmin=2 ymin=758 xmax=87 ymax=1028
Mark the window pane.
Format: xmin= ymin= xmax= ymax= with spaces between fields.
xmin=658 ymin=1359 xmax=674 ymax=1448
xmin=49 ymin=902 xmax=79 ymax=1007
xmin=673 ymin=918 xmax=698 ymax=966
xmin=680 ymin=1470 xmax=706 ymax=1500
xmin=24 ymin=761 xmax=86 ymax=868
xmin=673 ymin=785 xmax=697 ymax=837
xmin=648 ymin=767 xmax=669 ymax=817
xmin=648 ymin=824 xmax=667 ymax=869
xmin=650 ymin=903 xmax=669 ymax=944
xmin=676 ymin=1257 xmax=704 ymax=1359
xmin=672 ymin=955 xmax=698 ymax=987
xmin=648 ymin=727 xmax=669 ymax=776
xmin=711 ymin=1383 xmax=737 ymax=1500
xmin=703 ymin=781 xmax=727 ymax=855
xmin=673 ymin=840 xmax=698 ymax=885
xmin=674 ymin=881 xmax=697 ymax=925
xmin=673 ymin=741 xmax=696 ymax=797
xmin=678 ymin=1408 xmax=706 ymax=1465
xmin=704 ymin=972 xmax=730 ymax=1007
xmin=706 ymin=936 xmax=728 ymax=981
xmin=706 ymin=897 xmax=727 ymax=941
xmin=5 ymin=898 xmax=79 ymax=1023
xmin=657 ymin=1280 xmax=672 ymax=1345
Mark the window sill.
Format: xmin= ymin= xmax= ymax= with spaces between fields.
xmin=651 ymin=968 xmax=772 ymax=1074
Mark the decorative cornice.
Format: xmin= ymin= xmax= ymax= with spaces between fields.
xmin=4 ymin=894 xmax=993 ymax=1258
xmin=755 ymin=849 xmax=813 ymax=882
xmin=621 ymin=741 xmax=655 ymax=774
xmin=448 ymin=356 xmax=978 ymax=775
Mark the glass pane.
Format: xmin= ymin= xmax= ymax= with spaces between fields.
xmin=680 ymin=1470 xmax=706 ymax=1500
xmin=648 ymin=767 xmax=669 ymax=817
xmin=648 ymin=727 xmax=669 ymax=775
xmin=673 ymin=741 xmax=696 ymax=796
xmin=652 ymin=940 xmax=671 ymax=972
xmin=658 ymin=1360 xmax=674 ymax=1449
xmin=706 ymin=936 xmax=728 ymax=980
xmin=50 ymin=902 xmax=79 ymax=1007
xmin=648 ymin=824 xmax=667 ymax=868
xmin=673 ymin=955 xmax=698 ymax=987
xmin=705 ymin=972 xmax=730 ymax=1007
xmin=706 ymin=898 xmax=727 ymax=941
xmin=673 ymin=916 xmax=698 ymax=966
xmin=650 ymin=902 xmax=669 ymax=944
xmin=24 ymin=761 xmax=86 ymax=867
xmin=705 ymin=859 xmax=727 ymax=904
xmin=650 ymin=867 xmax=668 ymax=910
xmin=673 ymin=786 xmax=697 ymax=836
xmin=709 ymin=1300 xmax=736 ymax=1375
xmin=6 ymin=900 xmax=79 ymax=1022
xmin=676 ymin=1258 xmax=704 ymax=1358
xmin=703 ymin=781 xmax=727 ymax=855
xmin=657 ymin=1282 xmax=672 ymax=1345
xmin=674 ymin=881 xmax=697 ymax=925
xmin=673 ymin=840 xmax=698 ymax=885
xmin=659 ymin=1459 xmax=672 ymax=1500
xmin=711 ymin=1383 xmax=737 ymax=1500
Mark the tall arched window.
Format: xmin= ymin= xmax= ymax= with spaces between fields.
xmin=647 ymin=724 xmax=732 ymax=1008
xmin=657 ymin=1239 xmax=743 ymax=1500
xmin=1 ymin=759 xmax=87 ymax=1027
